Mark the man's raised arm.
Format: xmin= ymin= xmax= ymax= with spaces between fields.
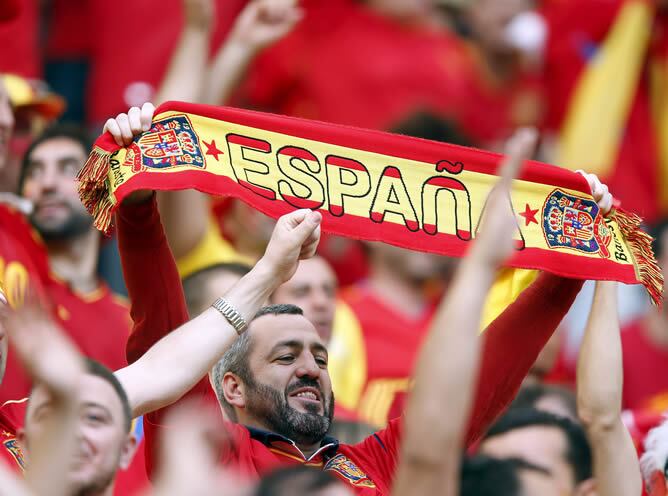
xmin=393 ymin=129 xmax=536 ymax=496
xmin=577 ymin=282 xmax=642 ymax=496
xmin=115 ymin=208 xmax=322 ymax=417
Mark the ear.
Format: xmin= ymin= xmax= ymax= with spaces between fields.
xmin=222 ymin=372 xmax=246 ymax=410
xmin=117 ymin=432 xmax=138 ymax=470
xmin=574 ymin=478 xmax=597 ymax=496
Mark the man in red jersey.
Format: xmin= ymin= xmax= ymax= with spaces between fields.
xmin=0 ymin=124 xmax=132 ymax=405
xmin=109 ymin=108 xmax=614 ymax=493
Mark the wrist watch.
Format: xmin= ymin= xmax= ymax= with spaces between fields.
xmin=211 ymin=298 xmax=248 ymax=335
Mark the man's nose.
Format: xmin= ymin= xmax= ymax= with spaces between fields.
xmin=295 ymin=356 xmax=321 ymax=379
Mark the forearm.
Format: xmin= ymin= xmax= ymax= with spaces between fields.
xmin=465 ymin=273 xmax=583 ymax=445
xmin=394 ymin=251 xmax=496 ymax=496
xmin=155 ymin=26 xmax=210 ymax=104
xmin=119 ymin=258 xmax=280 ymax=416
xmin=0 ymin=462 xmax=30 ymax=496
xmin=577 ymin=282 xmax=641 ymax=496
xmin=202 ymin=39 xmax=257 ymax=105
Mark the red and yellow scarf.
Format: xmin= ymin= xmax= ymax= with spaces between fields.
xmin=78 ymin=101 xmax=663 ymax=304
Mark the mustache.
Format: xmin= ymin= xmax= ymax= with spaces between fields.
xmin=286 ymin=378 xmax=324 ymax=398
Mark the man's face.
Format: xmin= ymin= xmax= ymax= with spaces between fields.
xmin=0 ymin=79 xmax=15 ymax=170
xmin=467 ymin=0 xmax=532 ymax=54
xmin=368 ymin=242 xmax=442 ymax=284
xmin=231 ymin=314 xmax=334 ymax=446
xmin=21 ymin=137 xmax=93 ymax=241
xmin=271 ymin=257 xmax=337 ymax=342
xmin=479 ymin=426 xmax=576 ymax=494
xmin=22 ymin=374 xmax=136 ymax=495
xmin=195 ymin=270 xmax=243 ymax=316
xmin=519 ymin=467 xmax=564 ymax=496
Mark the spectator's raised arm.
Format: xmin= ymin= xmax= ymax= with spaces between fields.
xmin=115 ymin=207 xmax=322 ymax=417
xmin=577 ymin=281 xmax=642 ymax=496
xmin=201 ymin=0 xmax=302 ymax=106
xmin=4 ymin=306 xmax=85 ymax=496
xmin=393 ymin=129 xmax=537 ymax=496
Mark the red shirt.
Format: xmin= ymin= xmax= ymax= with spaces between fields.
xmin=118 ymin=198 xmax=584 ymax=493
xmin=341 ymin=285 xmax=437 ymax=427
xmin=238 ymin=1 xmax=471 ymax=131
xmin=0 ymin=398 xmax=26 ymax=471
xmin=621 ymin=318 xmax=668 ymax=412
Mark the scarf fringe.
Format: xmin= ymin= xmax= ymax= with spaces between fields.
xmin=614 ymin=208 xmax=664 ymax=306
xmin=77 ymin=147 xmax=114 ymax=235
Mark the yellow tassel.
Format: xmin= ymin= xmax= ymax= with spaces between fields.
xmin=613 ymin=208 xmax=664 ymax=306
xmin=76 ymin=147 xmax=114 ymax=234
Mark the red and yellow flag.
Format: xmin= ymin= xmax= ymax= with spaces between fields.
xmin=78 ymin=101 xmax=663 ymax=304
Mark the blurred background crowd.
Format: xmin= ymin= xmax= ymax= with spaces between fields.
xmin=2 ymin=0 xmax=668 ymax=494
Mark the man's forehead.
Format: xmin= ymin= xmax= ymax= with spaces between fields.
xmin=30 ymin=374 xmax=123 ymax=414
xmin=250 ymin=313 xmax=326 ymax=349
xmin=290 ymin=258 xmax=336 ymax=285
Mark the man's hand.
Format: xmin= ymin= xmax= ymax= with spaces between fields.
xmin=259 ymin=209 xmax=322 ymax=283
xmin=228 ymin=0 xmax=303 ymax=53
xmin=3 ymin=305 xmax=84 ymax=399
xmin=150 ymin=402 xmax=245 ymax=496
xmin=576 ymin=170 xmax=614 ymax=215
xmin=183 ymin=0 xmax=215 ymax=33
xmin=103 ymin=102 xmax=156 ymax=147
xmin=474 ymin=128 xmax=538 ymax=267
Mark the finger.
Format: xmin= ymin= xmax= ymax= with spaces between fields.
xmin=498 ymin=127 xmax=537 ymax=188
xmin=292 ymin=210 xmax=322 ymax=241
xmin=280 ymin=208 xmax=310 ymax=229
xmin=128 ymin=106 xmax=143 ymax=136
xmin=141 ymin=102 xmax=155 ymax=131
xmin=115 ymin=113 xmax=134 ymax=146
xmin=104 ymin=119 xmax=124 ymax=147
xmin=600 ymin=194 xmax=613 ymax=215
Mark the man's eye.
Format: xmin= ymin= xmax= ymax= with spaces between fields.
xmin=315 ymin=357 xmax=328 ymax=367
xmin=277 ymin=355 xmax=295 ymax=363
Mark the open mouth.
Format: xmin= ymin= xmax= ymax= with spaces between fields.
xmin=289 ymin=386 xmax=322 ymax=405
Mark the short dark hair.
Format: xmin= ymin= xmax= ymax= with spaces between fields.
xmin=18 ymin=124 xmax=93 ymax=194
xmin=510 ymin=383 xmax=577 ymax=419
xmin=255 ymin=465 xmax=343 ymax=496
xmin=483 ymin=408 xmax=592 ymax=483
xmin=181 ymin=262 xmax=252 ymax=316
xmin=390 ymin=110 xmax=472 ymax=147
xmin=84 ymin=358 xmax=132 ymax=433
xmin=460 ymin=455 xmax=521 ymax=496
xmin=211 ymin=304 xmax=305 ymax=418
xmin=253 ymin=303 xmax=304 ymax=320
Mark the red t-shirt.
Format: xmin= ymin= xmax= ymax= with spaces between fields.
xmin=238 ymin=2 xmax=471 ymax=131
xmin=341 ymin=285 xmax=437 ymax=427
xmin=117 ymin=197 xmax=585 ymax=492
xmin=621 ymin=319 xmax=668 ymax=412
xmin=0 ymin=280 xmax=131 ymax=405
xmin=0 ymin=398 xmax=27 ymax=471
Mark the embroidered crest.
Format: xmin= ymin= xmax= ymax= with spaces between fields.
xmin=3 ymin=437 xmax=25 ymax=469
xmin=324 ymin=454 xmax=376 ymax=488
xmin=124 ymin=115 xmax=204 ymax=172
xmin=542 ymin=189 xmax=611 ymax=257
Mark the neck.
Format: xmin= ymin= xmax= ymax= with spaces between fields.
xmin=643 ymin=309 xmax=668 ymax=349
xmin=368 ymin=262 xmax=427 ymax=319
xmin=47 ymin=228 xmax=100 ymax=293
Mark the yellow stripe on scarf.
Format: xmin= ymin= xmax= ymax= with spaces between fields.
xmin=558 ymin=0 xmax=654 ymax=175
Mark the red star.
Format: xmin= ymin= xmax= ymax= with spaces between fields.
xmin=519 ymin=203 xmax=539 ymax=226
xmin=204 ymin=140 xmax=224 ymax=161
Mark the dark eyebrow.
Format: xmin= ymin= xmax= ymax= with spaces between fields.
xmin=269 ymin=340 xmax=304 ymax=356
xmin=311 ymin=343 xmax=328 ymax=358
